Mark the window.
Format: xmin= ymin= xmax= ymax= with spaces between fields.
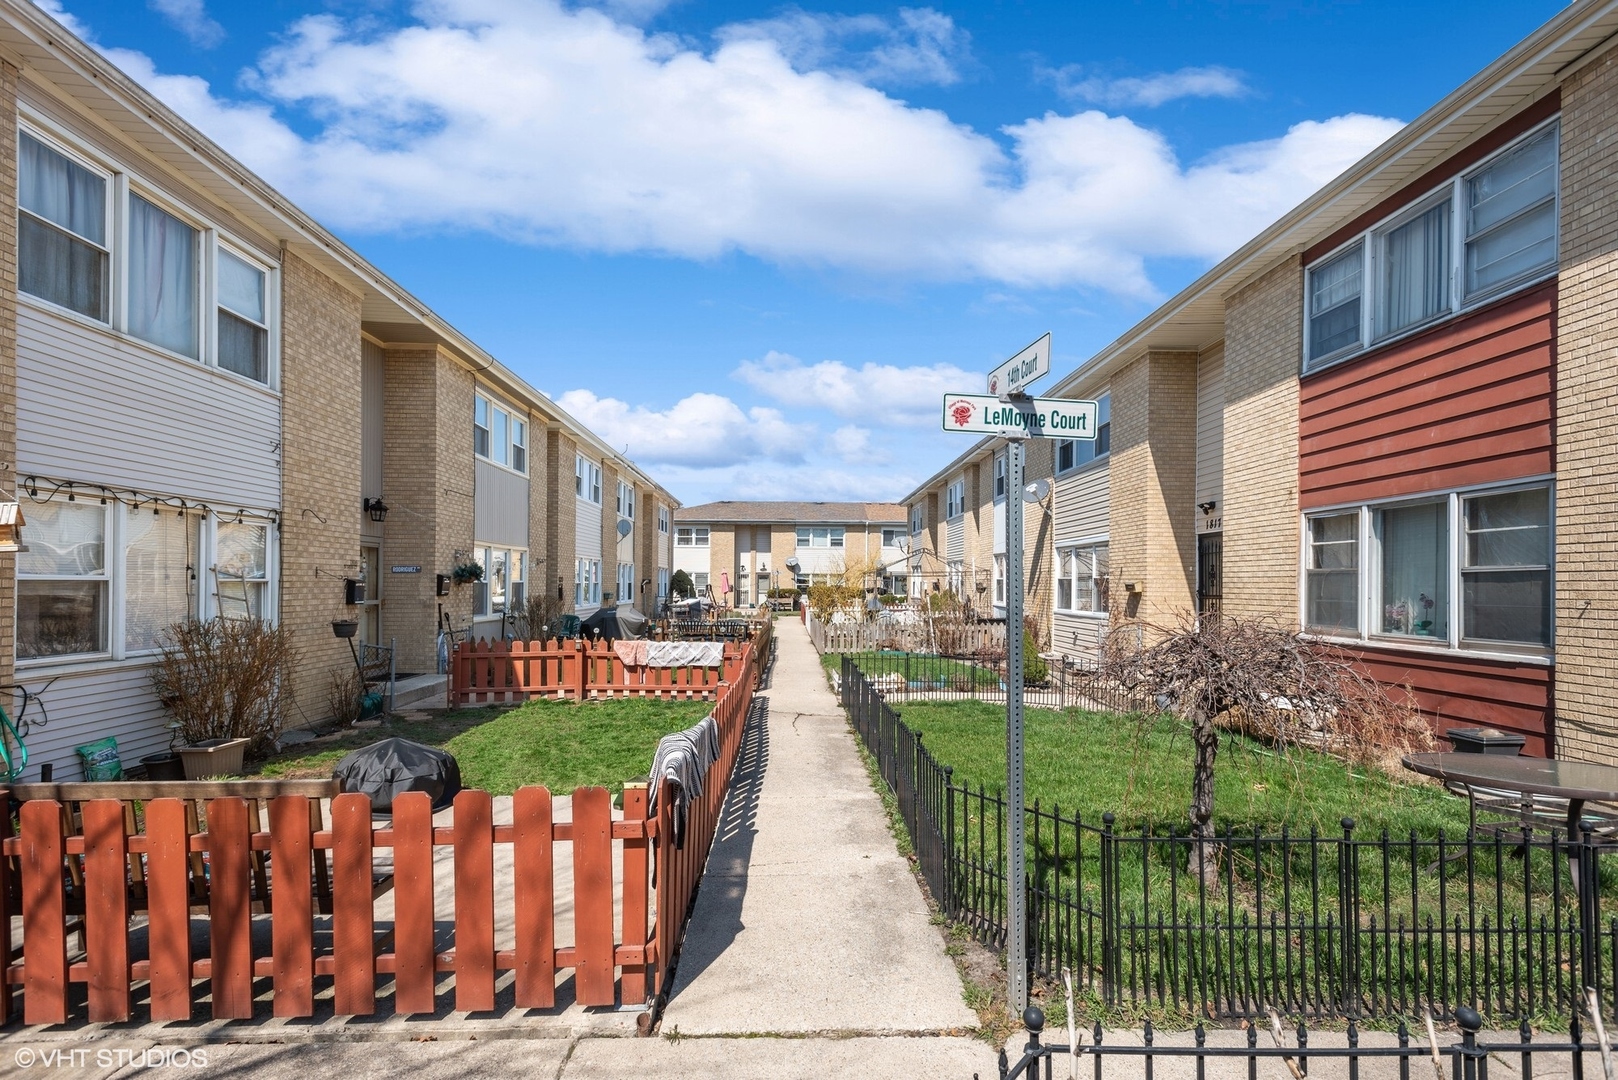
xmin=993 ymin=455 xmax=1007 ymax=502
xmin=945 ymin=480 xmax=965 ymax=519
xmin=737 ymin=573 xmax=749 ymax=607
xmin=19 ymin=131 xmax=108 ymax=321
xmin=795 ymin=527 xmax=844 ymax=548
xmin=945 ymin=560 xmax=965 ymax=596
xmin=1305 ymin=513 xmax=1359 ymax=634
xmin=1466 ymin=124 xmax=1558 ymax=299
xmin=657 ymin=568 xmax=670 ymax=600
xmin=1300 ymin=482 xmax=1551 ymax=652
xmin=217 ymin=249 xmax=268 ymax=382
xmin=1305 ymin=121 xmax=1559 ymax=372
xmin=881 ymin=528 xmax=903 ymax=548
xmin=1056 ymin=394 xmax=1111 ymax=472
xmin=911 ymin=507 xmax=924 ymax=535
xmin=617 ymin=562 xmax=635 ymax=603
xmin=676 ymin=526 xmax=709 ymax=547
xmin=658 ymin=507 xmax=670 ymax=534
xmin=125 ymin=507 xmax=199 ymax=652
xmin=575 ymin=455 xmax=601 ymax=503
xmin=475 ymin=394 xmax=527 ymax=473
xmin=693 ymin=572 xmax=710 ymax=593
xmin=574 ymin=558 xmax=602 ymax=606
xmin=1056 ymin=543 xmax=1109 ymax=614
xmin=215 ymin=520 xmax=269 ymax=620
xmin=472 ymin=545 xmax=525 ymax=617
xmin=993 ymin=554 xmax=1006 ymax=604
xmin=617 ymin=481 xmax=635 ymax=519
xmin=18 ymin=501 xmax=108 ymax=659
xmin=1462 ymin=487 xmax=1550 ymax=646
xmin=128 ymin=194 xmax=199 ymax=359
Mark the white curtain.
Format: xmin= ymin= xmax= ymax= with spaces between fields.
xmin=129 ymin=195 xmax=198 ymax=358
xmin=1381 ymin=201 xmax=1450 ymax=336
xmin=20 ymin=133 xmax=104 ymax=242
xmin=1380 ymin=503 xmax=1448 ymax=637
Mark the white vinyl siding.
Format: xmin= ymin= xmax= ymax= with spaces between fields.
xmin=473 ymin=458 xmax=529 ymax=549
xmin=575 ymin=493 xmax=603 ymax=610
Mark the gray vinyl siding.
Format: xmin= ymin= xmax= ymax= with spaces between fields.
xmin=361 ymin=339 xmax=385 ymax=541
xmin=1054 ymin=460 xmax=1109 ymax=543
xmin=18 ymin=305 xmax=281 ymax=508
xmin=474 ymin=458 xmax=530 ymax=548
xmin=1196 ymin=344 xmax=1225 ymax=528
xmin=12 ymin=662 xmax=172 ymax=782
xmin=945 ymin=516 xmax=965 ymax=560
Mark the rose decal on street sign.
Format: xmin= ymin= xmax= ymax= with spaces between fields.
xmin=950 ymin=400 xmax=976 ymax=428
xmin=988 ymin=373 xmax=999 ymax=394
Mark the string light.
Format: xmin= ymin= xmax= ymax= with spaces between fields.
xmin=20 ymin=474 xmax=280 ymax=526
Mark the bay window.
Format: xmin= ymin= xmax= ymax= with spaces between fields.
xmin=1305 ymin=120 xmax=1559 ymax=372
xmin=18 ymin=131 xmax=108 ymax=321
xmin=1302 ymin=482 xmax=1551 ymax=653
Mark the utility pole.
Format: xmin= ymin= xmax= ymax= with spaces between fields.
xmin=1004 ymin=434 xmax=1028 ymax=1014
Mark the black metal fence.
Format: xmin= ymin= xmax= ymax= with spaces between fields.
xmin=842 ymin=658 xmax=1618 ymax=1023
xmin=994 ymin=1005 xmax=1614 ymax=1080
xmin=835 ymin=650 xmax=1152 ymax=716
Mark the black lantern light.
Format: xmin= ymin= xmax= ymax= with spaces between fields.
xmin=364 ymin=497 xmax=389 ymax=523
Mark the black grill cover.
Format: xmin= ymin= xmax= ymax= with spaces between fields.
xmin=334 ymin=737 xmax=462 ymax=815
xmin=580 ymin=605 xmax=649 ymax=641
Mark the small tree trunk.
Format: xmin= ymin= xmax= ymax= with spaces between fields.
xmin=1187 ymin=706 xmax=1221 ymax=887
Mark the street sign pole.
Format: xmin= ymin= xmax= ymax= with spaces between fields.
xmin=1004 ymin=434 xmax=1028 ymax=1015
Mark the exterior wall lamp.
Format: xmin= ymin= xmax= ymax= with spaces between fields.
xmin=1198 ymin=501 xmax=1216 ymax=515
xmin=364 ymin=497 xmax=389 ymax=523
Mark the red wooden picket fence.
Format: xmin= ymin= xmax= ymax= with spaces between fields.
xmin=0 ymin=643 xmax=759 ymax=1026
xmin=449 ymin=636 xmax=749 ymax=706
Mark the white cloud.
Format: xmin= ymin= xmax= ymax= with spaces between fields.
xmin=734 ymin=351 xmax=977 ymax=423
xmin=718 ymin=6 xmax=970 ymax=87
xmin=1047 ymin=64 xmax=1251 ymax=109
xmin=655 ymin=461 xmax=921 ymax=503
xmin=149 ymin=0 xmax=226 ymax=48
xmin=555 ymin=389 xmax=814 ymax=469
xmin=829 ymin=425 xmax=877 ymax=462
xmin=31 ymin=0 xmax=92 ymax=40
xmin=95 ymin=1 xmax=1399 ymax=297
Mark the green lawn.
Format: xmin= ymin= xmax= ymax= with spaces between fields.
xmin=255 ymin=698 xmax=714 ymax=796
xmin=894 ymin=700 xmax=1471 ymax=837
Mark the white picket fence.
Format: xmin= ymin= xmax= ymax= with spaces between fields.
xmin=805 ymin=609 xmax=1007 ymax=656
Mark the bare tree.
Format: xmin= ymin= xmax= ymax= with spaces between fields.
xmin=1098 ymin=612 xmax=1429 ymax=879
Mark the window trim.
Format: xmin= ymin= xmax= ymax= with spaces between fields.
xmin=675 ymin=526 xmax=709 ymax=548
xmin=474 ymin=391 xmax=528 ymax=476
xmin=575 ymin=455 xmax=602 ymax=505
xmin=1054 ymin=537 xmax=1110 ymax=617
xmin=1297 ymin=476 xmax=1554 ymax=661
xmin=945 ymin=479 xmax=966 ymax=520
xmin=993 ymin=455 xmax=1007 ymax=503
xmin=1055 ymin=392 xmax=1111 ymax=475
xmin=470 ymin=543 xmax=526 ymax=619
xmin=1303 ymin=118 xmax=1561 ymax=376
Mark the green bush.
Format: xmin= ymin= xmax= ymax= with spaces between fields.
xmin=671 ymin=569 xmax=695 ymax=599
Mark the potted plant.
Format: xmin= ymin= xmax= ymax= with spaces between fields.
xmin=140 ymin=725 xmax=186 ymax=781
xmin=151 ymin=617 xmax=298 ymax=779
xmin=452 ymin=561 xmax=484 ymax=585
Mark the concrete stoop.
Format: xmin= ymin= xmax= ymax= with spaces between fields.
xmin=389 ymin=673 xmax=447 ymax=711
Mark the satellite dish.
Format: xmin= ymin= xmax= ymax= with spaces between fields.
xmin=785 ymin=557 xmax=800 ymax=571
xmin=1024 ymin=479 xmax=1050 ymax=503
xmin=616 ymin=519 xmax=633 ymax=538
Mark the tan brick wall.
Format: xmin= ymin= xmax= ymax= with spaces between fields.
xmin=1106 ymin=351 xmax=1198 ymax=631
xmin=379 ymin=345 xmax=474 ymax=672
xmin=709 ymin=525 xmax=736 ymax=605
xmin=0 ymin=62 xmax=18 ymax=694
xmin=1221 ymin=258 xmax=1302 ymax=622
xmin=526 ymin=408 xmax=548 ymax=620
xmin=771 ymin=526 xmax=797 ymax=589
xmin=635 ymin=486 xmax=656 ymax=614
xmin=280 ymin=250 xmax=363 ymax=721
xmin=545 ymin=431 xmax=578 ymax=606
xmin=1553 ymin=49 xmax=1618 ymax=763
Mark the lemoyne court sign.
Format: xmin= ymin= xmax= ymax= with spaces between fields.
xmin=941 ymin=393 xmax=1099 ymax=439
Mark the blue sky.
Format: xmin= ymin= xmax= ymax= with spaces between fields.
xmin=40 ymin=0 xmax=1566 ymax=504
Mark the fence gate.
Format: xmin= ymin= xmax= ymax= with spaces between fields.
xmin=1197 ymin=532 xmax=1222 ymax=616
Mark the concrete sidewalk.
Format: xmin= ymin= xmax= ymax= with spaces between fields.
xmin=659 ymin=617 xmax=978 ymax=1036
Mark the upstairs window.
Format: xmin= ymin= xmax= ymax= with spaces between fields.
xmin=993 ymin=455 xmax=1007 ymax=501
xmin=676 ymin=526 xmax=708 ymax=547
xmin=1305 ymin=120 xmax=1559 ymax=372
xmin=881 ymin=527 xmax=903 ymax=547
xmin=658 ymin=507 xmax=670 ymax=534
xmin=217 ymin=250 xmax=268 ymax=382
xmin=475 ymin=395 xmax=527 ymax=471
xmin=128 ymin=194 xmax=199 ymax=360
xmin=911 ymin=507 xmax=924 ymax=535
xmin=19 ymin=131 xmax=108 ymax=321
xmin=945 ymin=480 xmax=965 ymax=519
xmin=1056 ymin=393 xmax=1111 ymax=472
xmin=475 ymin=398 xmax=491 ymax=458
xmin=795 ymin=527 xmax=844 ymax=548
xmin=575 ymin=455 xmax=602 ymax=503
xmin=617 ymin=481 xmax=635 ymax=519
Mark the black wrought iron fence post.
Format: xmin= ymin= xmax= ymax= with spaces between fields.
xmin=1339 ymin=816 xmax=1362 ymax=1018
xmin=1581 ymin=822 xmax=1600 ymax=996
xmin=1100 ymin=810 xmax=1118 ymax=1008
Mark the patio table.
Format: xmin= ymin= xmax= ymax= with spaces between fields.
xmin=1402 ymin=751 xmax=1618 ymax=990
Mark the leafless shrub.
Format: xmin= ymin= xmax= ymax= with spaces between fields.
xmin=151 ymin=618 xmax=298 ymax=752
xmin=514 ymin=589 xmax=574 ymax=640
xmin=327 ymin=667 xmax=363 ymax=727
xmin=1099 ymin=611 xmax=1430 ymax=850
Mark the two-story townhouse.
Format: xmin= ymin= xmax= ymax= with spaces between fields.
xmin=671 ymin=502 xmax=907 ymax=609
xmin=903 ymin=0 xmax=1618 ymax=759
xmin=0 ymin=1 xmax=678 ymax=779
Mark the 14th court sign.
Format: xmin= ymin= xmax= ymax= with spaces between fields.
xmin=941 ymin=393 xmax=1098 ymax=438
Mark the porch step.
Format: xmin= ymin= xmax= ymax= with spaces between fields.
xmin=390 ymin=673 xmax=447 ymax=711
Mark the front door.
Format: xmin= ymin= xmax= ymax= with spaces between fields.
xmin=359 ymin=544 xmax=381 ymax=645
xmin=1197 ymin=532 xmax=1222 ymax=616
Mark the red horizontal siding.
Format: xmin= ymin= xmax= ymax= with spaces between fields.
xmin=1299 ymin=282 xmax=1556 ymax=508
xmin=1352 ymin=645 xmax=1553 ymax=757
